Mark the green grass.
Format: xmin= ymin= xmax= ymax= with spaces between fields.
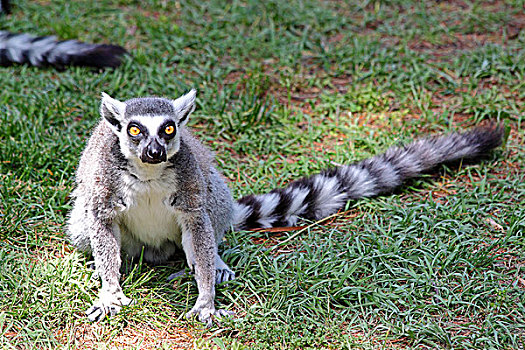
xmin=1 ymin=0 xmax=524 ymax=349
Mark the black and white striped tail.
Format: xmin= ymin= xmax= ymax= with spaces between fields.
xmin=0 ymin=31 xmax=127 ymax=69
xmin=233 ymin=124 xmax=505 ymax=230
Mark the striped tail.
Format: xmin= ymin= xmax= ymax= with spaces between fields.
xmin=233 ymin=124 xmax=505 ymax=230
xmin=0 ymin=31 xmax=127 ymax=69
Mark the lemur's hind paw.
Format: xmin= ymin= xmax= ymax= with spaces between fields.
xmin=215 ymin=256 xmax=235 ymax=285
xmin=216 ymin=267 xmax=235 ymax=285
xmin=86 ymin=290 xmax=133 ymax=322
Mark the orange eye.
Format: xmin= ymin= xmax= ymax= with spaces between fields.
xmin=165 ymin=125 xmax=175 ymax=135
xmin=129 ymin=126 xmax=141 ymax=136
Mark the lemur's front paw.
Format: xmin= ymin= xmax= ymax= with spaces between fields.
xmin=86 ymin=290 xmax=133 ymax=322
xmin=186 ymin=305 xmax=233 ymax=328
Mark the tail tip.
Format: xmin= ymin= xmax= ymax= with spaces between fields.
xmin=468 ymin=122 xmax=508 ymax=155
xmin=71 ymin=44 xmax=128 ymax=69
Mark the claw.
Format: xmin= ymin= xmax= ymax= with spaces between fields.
xmin=186 ymin=306 xmax=234 ymax=327
xmin=86 ymin=290 xmax=132 ymax=322
xmin=86 ymin=305 xmax=104 ymax=322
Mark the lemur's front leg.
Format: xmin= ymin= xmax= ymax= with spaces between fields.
xmin=86 ymin=219 xmax=132 ymax=321
xmin=178 ymin=210 xmax=231 ymax=327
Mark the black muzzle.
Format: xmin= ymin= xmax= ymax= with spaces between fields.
xmin=141 ymin=139 xmax=167 ymax=164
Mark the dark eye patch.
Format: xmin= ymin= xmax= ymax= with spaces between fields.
xmin=127 ymin=121 xmax=148 ymax=139
xmin=159 ymin=121 xmax=177 ymax=140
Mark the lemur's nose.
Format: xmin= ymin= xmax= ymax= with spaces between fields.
xmin=142 ymin=139 xmax=167 ymax=164
xmin=147 ymin=147 xmax=161 ymax=158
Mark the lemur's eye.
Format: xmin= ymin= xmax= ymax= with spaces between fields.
xmin=165 ymin=125 xmax=175 ymax=135
xmin=129 ymin=126 xmax=141 ymax=136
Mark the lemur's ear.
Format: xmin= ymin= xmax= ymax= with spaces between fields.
xmin=100 ymin=92 xmax=126 ymax=133
xmin=171 ymin=89 xmax=196 ymax=127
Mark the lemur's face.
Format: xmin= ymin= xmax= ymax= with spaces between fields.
xmin=100 ymin=90 xmax=196 ymax=165
xmin=122 ymin=115 xmax=177 ymax=164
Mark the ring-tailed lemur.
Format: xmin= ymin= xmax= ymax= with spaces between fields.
xmin=68 ymin=89 xmax=504 ymax=326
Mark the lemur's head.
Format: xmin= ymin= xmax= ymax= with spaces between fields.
xmin=100 ymin=90 xmax=196 ymax=164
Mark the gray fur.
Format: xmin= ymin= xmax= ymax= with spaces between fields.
xmin=125 ymin=98 xmax=175 ymax=116
xmin=68 ymin=89 xmax=504 ymax=325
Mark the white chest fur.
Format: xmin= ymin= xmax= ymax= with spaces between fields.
xmin=118 ymin=173 xmax=182 ymax=248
